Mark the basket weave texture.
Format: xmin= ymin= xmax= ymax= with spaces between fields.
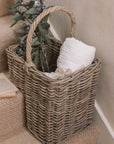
xmin=6 ymin=6 xmax=102 ymax=144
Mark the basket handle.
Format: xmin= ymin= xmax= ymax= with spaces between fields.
xmin=26 ymin=6 xmax=76 ymax=65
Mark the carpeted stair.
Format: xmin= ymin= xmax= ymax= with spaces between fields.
xmin=0 ymin=0 xmax=21 ymax=72
xmin=0 ymin=92 xmax=25 ymax=142
xmin=0 ymin=125 xmax=99 ymax=144
xmin=0 ymin=73 xmax=99 ymax=144
xmin=0 ymin=15 xmax=17 ymax=72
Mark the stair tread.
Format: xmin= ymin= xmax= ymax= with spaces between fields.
xmin=0 ymin=15 xmax=21 ymax=72
xmin=1 ymin=125 xmax=99 ymax=144
xmin=0 ymin=91 xmax=25 ymax=138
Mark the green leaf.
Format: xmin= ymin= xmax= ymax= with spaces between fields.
xmin=7 ymin=7 xmax=17 ymax=12
xmin=21 ymin=34 xmax=27 ymax=41
xmin=28 ymin=1 xmax=35 ymax=8
xmin=46 ymin=6 xmax=53 ymax=9
xmin=36 ymin=7 xmax=42 ymax=12
xmin=34 ymin=55 xmax=39 ymax=67
xmin=44 ymin=36 xmax=50 ymax=44
xmin=31 ymin=51 xmax=37 ymax=60
xmin=31 ymin=47 xmax=39 ymax=53
xmin=32 ymin=50 xmax=39 ymax=67
xmin=23 ymin=13 xmax=30 ymax=18
xmin=11 ymin=13 xmax=24 ymax=21
xmin=32 ymin=37 xmax=40 ymax=46
xmin=38 ymin=24 xmax=45 ymax=35
xmin=25 ymin=8 xmax=38 ymax=15
xmin=19 ymin=34 xmax=27 ymax=44
xmin=10 ymin=21 xmax=18 ymax=27
xmin=8 ymin=2 xmax=21 ymax=9
xmin=15 ymin=28 xmax=25 ymax=34
xmin=23 ymin=23 xmax=27 ymax=28
xmin=42 ymin=14 xmax=49 ymax=22
xmin=41 ymin=22 xmax=50 ymax=30
xmin=12 ymin=39 xmax=19 ymax=43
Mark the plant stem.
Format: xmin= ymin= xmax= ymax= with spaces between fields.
xmin=40 ymin=49 xmax=45 ymax=72
xmin=42 ymin=46 xmax=49 ymax=72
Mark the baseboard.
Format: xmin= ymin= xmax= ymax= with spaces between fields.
xmin=94 ymin=108 xmax=114 ymax=144
xmin=49 ymin=22 xmax=114 ymax=142
xmin=95 ymin=101 xmax=114 ymax=139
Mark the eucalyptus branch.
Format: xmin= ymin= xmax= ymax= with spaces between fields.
xmin=9 ymin=0 xmax=51 ymax=72
xmin=40 ymin=50 xmax=45 ymax=72
xmin=25 ymin=18 xmax=32 ymax=24
xmin=42 ymin=46 xmax=50 ymax=72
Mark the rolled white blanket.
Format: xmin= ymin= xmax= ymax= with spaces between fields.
xmin=44 ymin=37 xmax=96 ymax=79
xmin=57 ymin=37 xmax=96 ymax=73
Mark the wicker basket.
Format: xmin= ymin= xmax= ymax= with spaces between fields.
xmin=6 ymin=6 xmax=102 ymax=144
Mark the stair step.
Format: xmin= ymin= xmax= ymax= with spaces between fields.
xmin=1 ymin=125 xmax=99 ymax=144
xmin=0 ymin=73 xmax=99 ymax=143
xmin=0 ymin=91 xmax=25 ymax=141
xmin=0 ymin=15 xmax=21 ymax=72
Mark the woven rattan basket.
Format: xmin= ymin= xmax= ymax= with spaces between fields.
xmin=6 ymin=6 xmax=102 ymax=144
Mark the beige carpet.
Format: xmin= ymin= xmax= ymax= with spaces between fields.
xmin=1 ymin=125 xmax=99 ymax=144
xmin=0 ymin=92 xmax=25 ymax=140
xmin=0 ymin=15 xmax=21 ymax=72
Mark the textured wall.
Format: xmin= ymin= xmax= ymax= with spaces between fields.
xmin=45 ymin=0 xmax=114 ymax=129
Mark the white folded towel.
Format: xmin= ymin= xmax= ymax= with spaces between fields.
xmin=57 ymin=37 xmax=96 ymax=73
xmin=44 ymin=37 xmax=96 ymax=79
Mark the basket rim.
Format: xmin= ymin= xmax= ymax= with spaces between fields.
xmin=6 ymin=43 xmax=102 ymax=83
xmin=30 ymin=57 xmax=102 ymax=84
